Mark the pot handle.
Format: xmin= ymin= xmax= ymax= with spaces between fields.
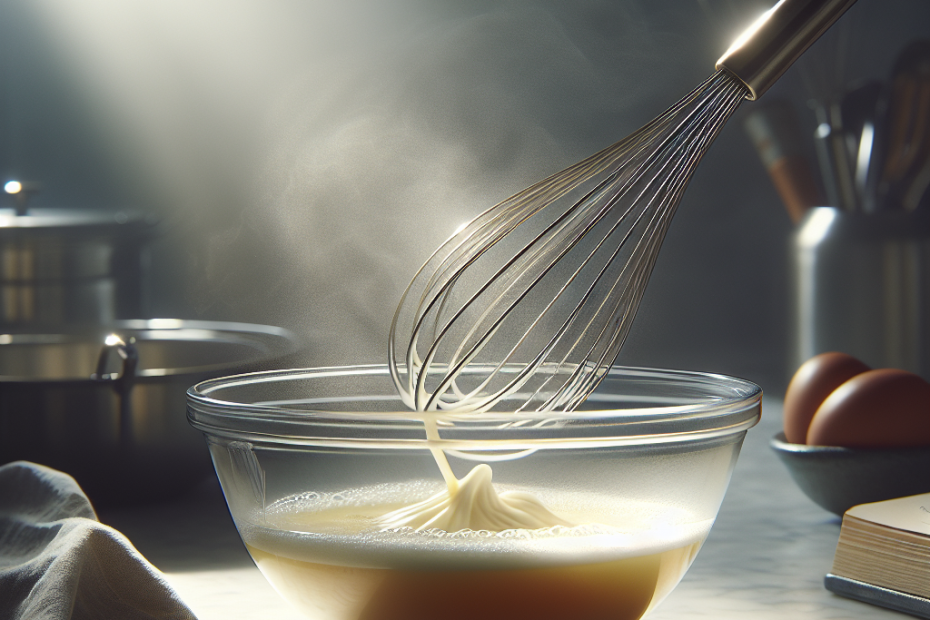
xmin=91 ymin=334 xmax=139 ymax=447
xmin=91 ymin=334 xmax=138 ymax=398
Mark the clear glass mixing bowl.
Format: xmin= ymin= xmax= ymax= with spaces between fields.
xmin=188 ymin=364 xmax=761 ymax=620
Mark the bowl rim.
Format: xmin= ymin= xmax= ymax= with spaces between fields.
xmin=187 ymin=364 xmax=762 ymax=450
xmin=770 ymin=432 xmax=930 ymax=456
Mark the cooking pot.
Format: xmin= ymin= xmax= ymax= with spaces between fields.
xmin=0 ymin=319 xmax=300 ymax=505
xmin=0 ymin=208 xmax=159 ymax=326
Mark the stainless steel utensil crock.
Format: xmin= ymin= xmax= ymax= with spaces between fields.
xmin=790 ymin=206 xmax=930 ymax=380
xmin=0 ymin=319 xmax=300 ymax=505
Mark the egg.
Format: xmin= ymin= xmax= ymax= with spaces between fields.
xmin=783 ymin=352 xmax=870 ymax=444
xmin=806 ymin=369 xmax=930 ymax=448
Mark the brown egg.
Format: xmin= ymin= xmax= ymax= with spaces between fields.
xmin=783 ymin=352 xmax=870 ymax=444
xmin=806 ymin=369 xmax=930 ymax=448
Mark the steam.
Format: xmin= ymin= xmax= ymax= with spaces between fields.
xmin=22 ymin=0 xmax=711 ymax=364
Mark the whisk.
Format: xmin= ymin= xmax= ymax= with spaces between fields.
xmin=390 ymin=0 xmax=857 ymax=413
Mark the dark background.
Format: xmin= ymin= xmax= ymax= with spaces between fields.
xmin=2 ymin=0 xmax=928 ymax=395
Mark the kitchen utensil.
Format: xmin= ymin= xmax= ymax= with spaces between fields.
xmin=795 ymin=6 xmax=856 ymax=210
xmin=812 ymin=107 xmax=843 ymax=209
xmin=839 ymin=80 xmax=884 ymax=211
xmin=815 ymin=102 xmax=860 ymax=211
xmin=789 ymin=206 xmax=930 ymax=381
xmin=0 ymin=208 xmax=159 ymax=326
xmin=0 ymin=319 xmax=300 ymax=505
xmin=771 ymin=432 xmax=930 ymax=515
xmin=188 ymin=364 xmax=761 ymax=620
xmin=744 ymin=98 xmax=824 ymax=223
xmin=880 ymin=40 xmax=930 ymax=212
xmin=391 ymin=0 xmax=857 ymax=413
xmin=809 ymin=109 xmax=838 ymax=208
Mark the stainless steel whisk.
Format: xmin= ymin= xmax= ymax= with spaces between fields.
xmin=390 ymin=0 xmax=857 ymax=413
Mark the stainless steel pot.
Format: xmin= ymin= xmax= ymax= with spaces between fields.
xmin=0 ymin=319 xmax=300 ymax=505
xmin=0 ymin=208 xmax=159 ymax=326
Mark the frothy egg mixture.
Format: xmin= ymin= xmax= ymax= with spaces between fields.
xmin=240 ymin=412 xmax=710 ymax=620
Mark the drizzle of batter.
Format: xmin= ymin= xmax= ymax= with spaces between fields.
xmin=375 ymin=418 xmax=571 ymax=532
xmin=375 ymin=462 xmax=571 ymax=531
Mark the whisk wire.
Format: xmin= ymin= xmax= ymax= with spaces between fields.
xmin=534 ymin=109 xmax=735 ymax=409
xmin=421 ymin=76 xmax=745 ymax=410
xmin=391 ymin=70 xmax=749 ymax=413
xmin=408 ymin=72 xmax=729 ymax=324
xmin=534 ymin=79 xmax=749 ymax=410
xmin=544 ymin=82 xmax=748 ymax=410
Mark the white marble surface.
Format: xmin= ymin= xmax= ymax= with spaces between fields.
xmin=649 ymin=399 xmax=905 ymax=619
xmin=99 ymin=399 xmax=910 ymax=619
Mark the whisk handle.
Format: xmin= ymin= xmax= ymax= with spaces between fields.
xmin=716 ymin=0 xmax=857 ymax=101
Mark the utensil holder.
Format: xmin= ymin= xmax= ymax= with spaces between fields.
xmin=790 ymin=206 xmax=930 ymax=380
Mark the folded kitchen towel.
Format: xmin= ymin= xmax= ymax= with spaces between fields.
xmin=0 ymin=461 xmax=196 ymax=620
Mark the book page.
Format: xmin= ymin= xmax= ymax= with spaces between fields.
xmin=846 ymin=493 xmax=930 ymax=537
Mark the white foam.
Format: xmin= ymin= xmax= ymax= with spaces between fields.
xmin=239 ymin=484 xmax=713 ymax=572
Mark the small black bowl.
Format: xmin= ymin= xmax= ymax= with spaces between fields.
xmin=770 ymin=433 xmax=930 ymax=516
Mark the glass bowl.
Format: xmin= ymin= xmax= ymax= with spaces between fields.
xmin=188 ymin=364 xmax=761 ymax=620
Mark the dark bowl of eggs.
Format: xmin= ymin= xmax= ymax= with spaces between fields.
xmin=771 ymin=352 xmax=930 ymax=516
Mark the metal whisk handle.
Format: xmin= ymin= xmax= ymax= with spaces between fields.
xmin=717 ymin=0 xmax=857 ymax=101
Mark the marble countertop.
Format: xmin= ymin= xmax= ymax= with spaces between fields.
xmin=98 ymin=399 xmax=910 ymax=619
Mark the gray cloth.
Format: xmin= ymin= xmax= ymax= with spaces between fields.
xmin=0 ymin=461 xmax=196 ymax=620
